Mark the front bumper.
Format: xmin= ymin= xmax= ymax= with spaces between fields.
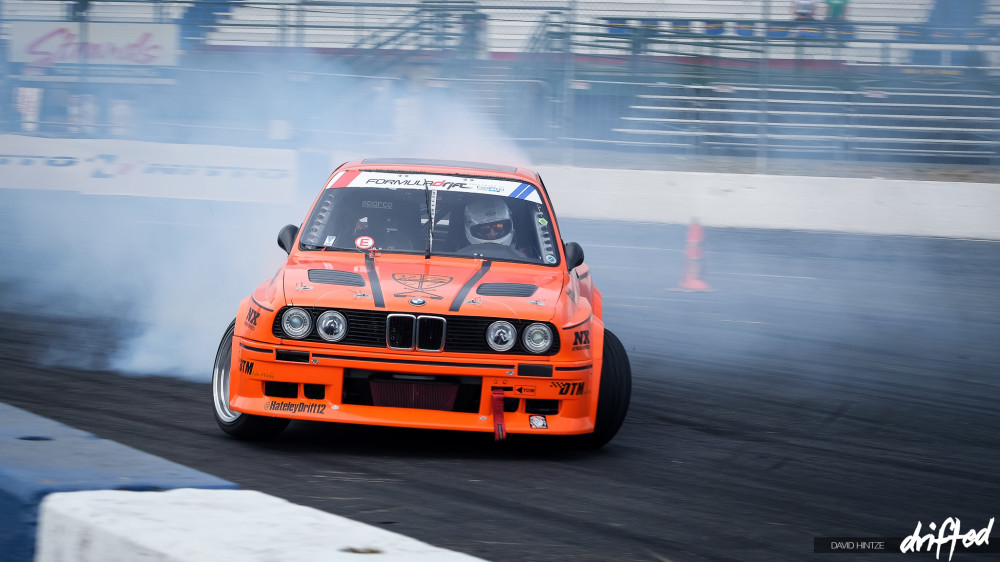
xmin=230 ymin=337 xmax=598 ymax=436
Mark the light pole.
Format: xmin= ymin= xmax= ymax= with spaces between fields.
xmin=562 ymin=0 xmax=576 ymax=165
xmin=75 ymin=0 xmax=90 ymax=124
xmin=757 ymin=0 xmax=770 ymax=173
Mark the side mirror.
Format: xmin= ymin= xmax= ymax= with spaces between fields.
xmin=277 ymin=224 xmax=299 ymax=255
xmin=564 ymin=241 xmax=584 ymax=271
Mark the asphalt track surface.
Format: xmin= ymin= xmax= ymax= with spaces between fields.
xmin=2 ymin=192 xmax=999 ymax=561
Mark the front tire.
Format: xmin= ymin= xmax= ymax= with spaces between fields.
xmin=212 ymin=320 xmax=289 ymax=440
xmin=568 ymin=329 xmax=632 ymax=449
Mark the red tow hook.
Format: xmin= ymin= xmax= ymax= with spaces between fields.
xmin=491 ymin=388 xmax=506 ymax=441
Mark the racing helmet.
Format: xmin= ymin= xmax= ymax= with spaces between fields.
xmin=464 ymin=197 xmax=514 ymax=246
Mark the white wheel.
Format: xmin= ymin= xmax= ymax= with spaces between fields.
xmin=211 ymin=320 xmax=289 ymax=440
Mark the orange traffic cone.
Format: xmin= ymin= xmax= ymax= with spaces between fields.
xmin=678 ymin=219 xmax=711 ymax=292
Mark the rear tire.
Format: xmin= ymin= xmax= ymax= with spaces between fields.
xmin=212 ymin=320 xmax=289 ymax=440
xmin=567 ymin=329 xmax=631 ymax=449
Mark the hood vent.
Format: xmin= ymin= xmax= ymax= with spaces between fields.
xmin=308 ymin=269 xmax=366 ymax=287
xmin=476 ymin=283 xmax=538 ymax=297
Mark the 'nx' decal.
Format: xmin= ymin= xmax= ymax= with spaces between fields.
xmin=245 ymin=308 xmax=260 ymax=330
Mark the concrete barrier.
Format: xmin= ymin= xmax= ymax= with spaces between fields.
xmin=536 ymin=166 xmax=1000 ymax=240
xmin=2 ymin=135 xmax=998 ymax=239
xmin=1 ymin=402 xmax=484 ymax=561
xmin=0 ymin=134 xmax=297 ymax=203
xmin=35 ymin=489 xmax=485 ymax=562
xmin=0 ymin=403 xmax=236 ymax=561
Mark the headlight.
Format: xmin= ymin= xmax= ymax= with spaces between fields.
xmin=522 ymin=323 xmax=553 ymax=353
xmin=486 ymin=321 xmax=516 ymax=352
xmin=316 ymin=310 xmax=348 ymax=342
xmin=281 ymin=307 xmax=312 ymax=339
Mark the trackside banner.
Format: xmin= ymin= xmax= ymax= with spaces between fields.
xmin=9 ymin=22 xmax=179 ymax=67
xmin=0 ymin=135 xmax=296 ymax=203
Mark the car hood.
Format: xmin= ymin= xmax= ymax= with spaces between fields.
xmin=283 ymin=254 xmax=565 ymax=320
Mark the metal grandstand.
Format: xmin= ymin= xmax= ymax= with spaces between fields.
xmin=2 ymin=0 xmax=999 ymax=164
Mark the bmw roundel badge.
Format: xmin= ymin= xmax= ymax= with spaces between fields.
xmin=409 ymin=298 xmax=426 ymax=306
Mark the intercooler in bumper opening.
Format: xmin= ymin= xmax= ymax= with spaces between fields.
xmin=370 ymin=378 xmax=458 ymax=411
xmin=343 ymin=369 xmax=481 ymax=412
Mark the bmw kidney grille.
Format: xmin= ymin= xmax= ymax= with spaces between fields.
xmin=386 ymin=314 xmax=446 ymax=351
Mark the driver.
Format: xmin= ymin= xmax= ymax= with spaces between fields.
xmin=464 ymin=197 xmax=515 ymax=247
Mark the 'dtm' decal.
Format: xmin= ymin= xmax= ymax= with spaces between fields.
xmin=239 ymin=359 xmax=254 ymax=375
xmin=551 ymin=381 xmax=586 ymax=396
xmin=392 ymin=273 xmax=453 ymax=299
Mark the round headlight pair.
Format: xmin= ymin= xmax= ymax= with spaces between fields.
xmin=281 ymin=308 xmax=347 ymax=342
xmin=522 ymin=323 xmax=553 ymax=353
xmin=486 ymin=321 xmax=552 ymax=354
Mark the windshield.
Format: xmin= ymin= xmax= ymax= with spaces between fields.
xmin=298 ymin=172 xmax=560 ymax=266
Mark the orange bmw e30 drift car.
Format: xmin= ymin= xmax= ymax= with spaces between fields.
xmin=211 ymin=158 xmax=631 ymax=448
